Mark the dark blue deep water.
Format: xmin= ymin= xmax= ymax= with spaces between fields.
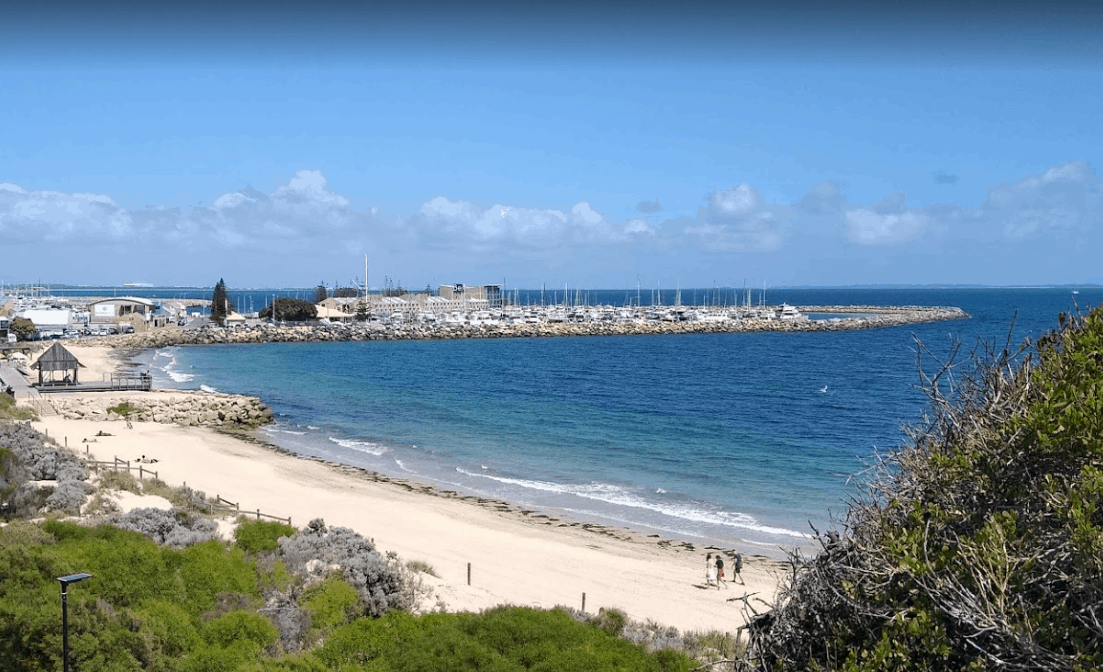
xmin=137 ymin=288 xmax=1101 ymax=557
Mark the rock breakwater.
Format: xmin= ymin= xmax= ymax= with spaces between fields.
xmin=49 ymin=391 xmax=274 ymax=428
xmin=81 ymin=306 xmax=968 ymax=349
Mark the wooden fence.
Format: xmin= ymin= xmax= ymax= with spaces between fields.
xmin=83 ymin=456 xmax=291 ymax=526
xmin=206 ymin=494 xmax=292 ymax=525
xmin=85 ymin=456 xmax=158 ymax=481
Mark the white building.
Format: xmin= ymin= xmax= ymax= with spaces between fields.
xmin=88 ymin=297 xmax=156 ymax=324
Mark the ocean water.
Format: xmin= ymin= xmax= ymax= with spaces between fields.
xmin=135 ymin=288 xmax=1101 ymax=558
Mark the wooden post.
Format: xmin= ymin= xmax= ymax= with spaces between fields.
xmin=467 ymin=562 xmax=471 ymax=586
xmin=139 ymin=465 xmax=143 ymax=479
xmin=582 ymin=593 xmax=586 ymax=613
xmin=257 ymin=509 xmax=261 ymax=520
xmin=65 ymin=437 xmax=67 ymax=447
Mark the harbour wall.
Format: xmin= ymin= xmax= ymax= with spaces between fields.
xmin=78 ymin=305 xmax=969 ymax=349
xmin=48 ymin=391 xmax=274 ymax=428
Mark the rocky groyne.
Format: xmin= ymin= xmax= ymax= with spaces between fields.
xmin=48 ymin=390 xmax=274 ymax=428
xmin=79 ymin=306 xmax=968 ymax=349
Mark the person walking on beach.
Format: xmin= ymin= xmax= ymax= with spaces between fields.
xmin=733 ymin=551 xmax=744 ymax=585
xmin=705 ymin=553 xmax=716 ymax=587
xmin=715 ymin=554 xmax=726 ymax=589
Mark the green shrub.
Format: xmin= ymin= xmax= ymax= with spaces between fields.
xmin=592 ymin=607 xmax=628 ymax=637
xmin=177 ymin=541 xmax=260 ymax=613
xmin=300 ymin=577 xmax=358 ymax=631
xmin=107 ymin=401 xmax=143 ymax=418
xmin=203 ymin=609 xmax=279 ymax=650
xmin=0 ymin=394 xmax=36 ymax=420
xmin=316 ymin=606 xmax=693 ymax=672
xmin=405 ymin=558 xmax=439 ymax=577
xmin=84 ymin=491 xmax=121 ymax=515
xmin=235 ymin=519 xmax=297 ymax=553
xmin=0 ymin=519 xmax=56 ymax=548
xmin=749 ymin=307 xmax=1103 ymax=670
xmin=98 ymin=469 xmax=141 ymax=493
xmin=0 ymin=518 xmax=696 ymax=672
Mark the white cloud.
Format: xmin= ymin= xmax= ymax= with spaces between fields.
xmin=0 ymin=184 xmax=133 ymax=242
xmin=139 ymin=170 xmax=366 ymax=249
xmin=681 ymin=184 xmax=785 ymax=252
xmin=979 ymin=160 xmax=1099 ymax=239
xmin=844 ymin=209 xmax=927 ymax=245
xmin=837 ymin=161 xmax=1100 ymax=246
xmin=796 ymin=181 xmax=846 ymax=217
xmin=707 ymin=184 xmax=764 ymax=221
xmin=682 ymin=219 xmax=783 ymax=252
xmin=412 ymin=197 xmax=656 ymax=249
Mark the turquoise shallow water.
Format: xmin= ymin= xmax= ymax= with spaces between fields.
xmin=136 ymin=288 xmax=1101 ymax=558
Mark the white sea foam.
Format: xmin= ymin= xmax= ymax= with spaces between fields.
xmin=267 ymin=427 xmax=306 ymax=436
xmin=395 ymin=459 xmax=412 ymax=472
xmin=454 ymin=468 xmax=805 ymax=538
xmin=329 ymin=437 xmax=388 ymax=456
xmin=199 ymin=384 xmax=218 ymax=393
xmin=154 ymin=349 xmax=195 ymax=382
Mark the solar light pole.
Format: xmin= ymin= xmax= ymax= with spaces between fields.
xmin=57 ymin=573 xmax=93 ymax=672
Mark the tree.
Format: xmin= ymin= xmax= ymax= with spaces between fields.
xmin=9 ymin=317 xmax=35 ymax=341
xmin=260 ymin=298 xmax=317 ymax=322
xmin=211 ymin=279 xmax=230 ymax=326
xmin=314 ymin=283 xmax=328 ymax=304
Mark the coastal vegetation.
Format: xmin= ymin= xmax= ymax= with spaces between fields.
xmin=0 ymin=393 xmax=37 ymax=421
xmin=211 ymin=278 xmax=231 ymax=325
xmin=746 ymin=306 xmax=1103 ymax=670
xmin=0 ymin=422 xmax=700 ymax=670
xmin=9 ymin=316 xmax=35 ymax=341
xmin=0 ymin=516 xmax=698 ymax=671
xmin=260 ymin=297 xmax=318 ymax=322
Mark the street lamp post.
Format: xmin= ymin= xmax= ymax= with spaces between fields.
xmin=57 ymin=573 xmax=93 ymax=672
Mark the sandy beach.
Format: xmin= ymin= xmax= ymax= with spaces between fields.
xmin=25 ymin=344 xmax=785 ymax=635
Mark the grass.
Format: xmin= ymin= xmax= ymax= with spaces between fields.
xmin=0 ymin=394 xmax=36 ymax=421
xmin=405 ymin=559 xmax=439 ymax=577
xmin=84 ymin=491 xmax=122 ymax=515
xmin=97 ymin=469 xmax=141 ymax=494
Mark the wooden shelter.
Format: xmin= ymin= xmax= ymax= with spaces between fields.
xmin=30 ymin=341 xmax=85 ymax=386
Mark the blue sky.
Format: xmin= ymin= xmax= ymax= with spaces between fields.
xmin=2 ymin=1 xmax=1100 ymax=289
